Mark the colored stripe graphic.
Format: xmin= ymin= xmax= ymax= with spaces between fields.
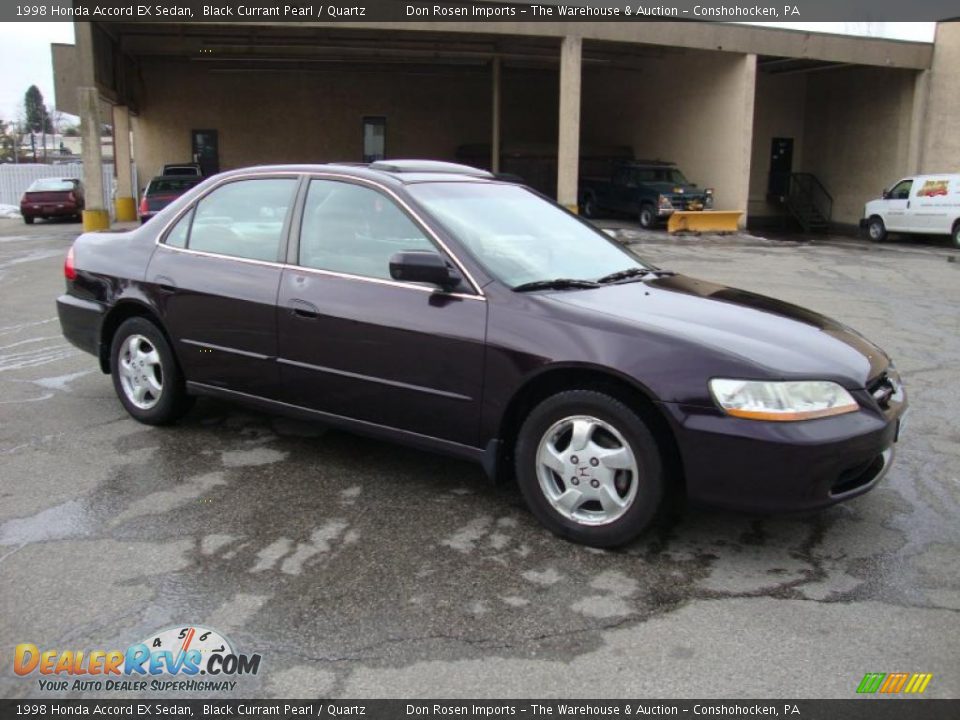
xmin=857 ymin=672 xmax=933 ymax=694
xmin=857 ymin=673 xmax=885 ymax=694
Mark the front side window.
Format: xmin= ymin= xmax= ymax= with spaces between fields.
xmin=408 ymin=183 xmax=649 ymax=288
xmin=188 ymin=178 xmax=296 ymax=262
xmin=298 ymin=180 xmax=436 ymax=281
xmin=890 ymin=180 xmax=913 ymax=200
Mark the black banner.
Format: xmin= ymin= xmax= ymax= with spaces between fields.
xmin=1 ymin=700 xmax=959 ymax=719
xmin=1 ymin=0 xmax=958 ymax=23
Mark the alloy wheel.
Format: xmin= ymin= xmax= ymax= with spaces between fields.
xmin=536 ymin=414 xmax=639 ymax=526
xmin=117 ymin=334 xmax=164 ymax=410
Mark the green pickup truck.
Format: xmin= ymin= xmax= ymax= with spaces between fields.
xmin=579 ymin=161 xmax=714 ymax=228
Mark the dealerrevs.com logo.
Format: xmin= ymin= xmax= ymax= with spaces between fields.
xmin=14 ymin=625 xmax=262 ymax=693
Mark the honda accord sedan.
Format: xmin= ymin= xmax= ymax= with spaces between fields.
xmin=57 ymin=160 xmax=906 ymax=547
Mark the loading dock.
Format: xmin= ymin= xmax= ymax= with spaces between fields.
xmin=52 ymin=19 xmax=955 ymax=232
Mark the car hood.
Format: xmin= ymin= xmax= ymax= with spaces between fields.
xmin=646 ymin=182 xmax=707 ymax=197
xmin=545 ymin=275 xmax=889 ymax=388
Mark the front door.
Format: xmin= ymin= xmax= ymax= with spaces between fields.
xmin=276 ymin=177 xmax=487 ymax=446
xmin=883 ymin=178 xmax=915 ymax=232
xmin=146 ymin=176 xmax=299 ymax=398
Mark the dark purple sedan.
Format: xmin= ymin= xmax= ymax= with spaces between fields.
xmin=56 ymin=160 xmax=906 ymax=547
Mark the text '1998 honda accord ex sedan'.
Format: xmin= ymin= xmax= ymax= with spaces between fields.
xmin=57 ymin=160 xmax=907 ymax=547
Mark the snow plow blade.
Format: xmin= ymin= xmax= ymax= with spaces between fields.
xmin=667 ymin=210 xmax=743 ymax=234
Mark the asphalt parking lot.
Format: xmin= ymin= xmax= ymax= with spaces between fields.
xmin=0 ymin=218 xmax=958 ymax=699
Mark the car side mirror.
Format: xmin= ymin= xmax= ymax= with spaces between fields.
xmin=881 ymin=189 xmax=891 ymax=199
xmin=389 ymin=251 xmax=462 ymax=292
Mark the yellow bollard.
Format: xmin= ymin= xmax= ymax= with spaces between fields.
xmin=114 ymin=196 xmax=137 ymax=223
xmin=667 ymin=210 xmax=743 ymax=234
xmin=81 ymin=209 xmax=110 ymax=232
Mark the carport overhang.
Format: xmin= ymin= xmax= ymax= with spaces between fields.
xmin=54 ymin=19 xmax=934 ymax=229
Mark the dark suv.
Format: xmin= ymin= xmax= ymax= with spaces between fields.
xmin=579 ymin=161 xmax=714 ymax=228
xmin=57 ymin=160 xmax=905 ymax=547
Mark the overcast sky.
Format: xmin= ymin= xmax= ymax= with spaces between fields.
xmin=0 ymin=21 xmax=939 ymax=125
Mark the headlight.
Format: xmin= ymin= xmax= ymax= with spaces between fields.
xmin=709 ymin=379 xmax=859 ymax=421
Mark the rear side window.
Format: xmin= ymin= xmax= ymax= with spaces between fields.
xmin=165 ymin=208 xmax=193 ymax=249
xmin=298 ymin=179 xmax=435 ymax=280
xmin=187 ymin=178 xmax=297 ymax=262
xmin=148 ymin=178 xmax=201 ymax=194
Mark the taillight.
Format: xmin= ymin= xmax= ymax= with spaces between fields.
xmin=139 ymin=196 xmax=148 ymax=216
xmin=67 ymin=191 xmax=77 ymax=203
xmin=64 ymin=246 xmax=77 ymax=281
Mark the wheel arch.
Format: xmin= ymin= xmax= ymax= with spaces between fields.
xmin=496 ymin=364 xmax=685 ymax=495
xmin=99 ymin=300 xmax=175 ymax=374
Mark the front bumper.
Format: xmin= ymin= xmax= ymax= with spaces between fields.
xmin=660 ymin=396 xmax=905 ymax=512
xmin=57 ymin=294 xmax=105 ymax=359
xmin=659 ymin=197 xmax=713 ymax=216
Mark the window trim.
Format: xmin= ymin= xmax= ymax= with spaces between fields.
xmin=155 ymin=169 xmax=485 ymax=300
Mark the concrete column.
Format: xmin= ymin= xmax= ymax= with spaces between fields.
xmin=734 ymin=53 xmax=757 ymax=229
xmin=491 ymin=56 xmax=501 ymax=174
xmin=79 ymin=86 xmax=109 ymax=231
xmin=907 ymin=70 xmax=930 ymax=174
xmin=919 ymin=22 xmax=960 ymax=173
xmin=112 ymin=106 xmax=137 ymax=222
xmin=556 ymin=36 xmax=582 ymax=213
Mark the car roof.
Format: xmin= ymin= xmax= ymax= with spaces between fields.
xmin=213 ymin=160 xmax=499 ymax=186
xmin=621 ymin=160 xmax=677 ymax=168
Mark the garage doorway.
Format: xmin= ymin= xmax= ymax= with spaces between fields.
xmin=191 ymin=129 xmax=219 ymax=176
xmin=767 ymin=137 xmax=793 ymax=200
xmin=362 ymin=117 xmax=386 ymax=163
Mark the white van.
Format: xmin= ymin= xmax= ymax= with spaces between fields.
xmin=862 ymin=174 xmax=960 ymax=248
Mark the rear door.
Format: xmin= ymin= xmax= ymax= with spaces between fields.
xmin=146 ymin=174 xmax=300 ymax=398
xmin=276 ymin=176 xmax=487 ymax=446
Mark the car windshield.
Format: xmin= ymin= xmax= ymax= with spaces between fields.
xmin=27 ymin=179 xmax=75 ymax=192
xmin=408 ymin=183 xmax=649 ymax=288
xmin=635 ymin=167 xmax=689 ymax=185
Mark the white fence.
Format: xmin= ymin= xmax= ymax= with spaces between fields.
xmin=0 ymin=163 xmax=138 ymax=218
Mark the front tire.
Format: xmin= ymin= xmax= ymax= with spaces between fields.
xmin=110 ymin=317 xmax=193 ymax=425
xmin=515 ymin=390 xmax=665 ymax=547
xmin=867 ymin=216 xmax=886 ymax=242
xmin=24 ymin=216 xmax=34 ymax=225
xmin=638 ymin=204 xmax=658 ymax=229
xmin=952 ymin=221 xmax=960 ymax=249
xmin=580 ymin=194 xmax=598 ymax=218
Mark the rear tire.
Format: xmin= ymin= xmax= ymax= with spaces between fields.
xmin=952 ymin=221 xmax=960 ymax=249
xmin=110 ymin=317 xmax=193 ymax=425
xmin=638 ymin=204 xmax=658 ymax=229
xmin=514 ymin=390 xmax=665 ymax=548
xmin=867 ymin=216 xmax=886 ymax=243
xmin=24 ymin=216 xmax=34 ymax=225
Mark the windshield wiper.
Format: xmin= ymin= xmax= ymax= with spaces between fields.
xmin=595 ymin=267 xmax=675 ymax=284
xmin=512 ymin=278 xmax=600 ymax=292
